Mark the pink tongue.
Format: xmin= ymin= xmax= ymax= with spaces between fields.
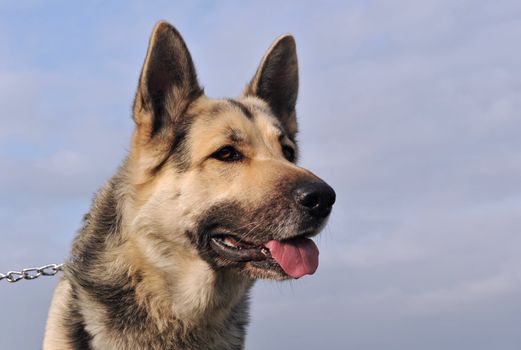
xmin=264 ymin=238 xmax=319 ymax=279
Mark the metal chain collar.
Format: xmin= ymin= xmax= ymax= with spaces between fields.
xmin=0 ymin=263 xmax=64 ymax=283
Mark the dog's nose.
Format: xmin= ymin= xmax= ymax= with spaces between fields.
xmin=294 ymin=182 xmax=336 ymax=218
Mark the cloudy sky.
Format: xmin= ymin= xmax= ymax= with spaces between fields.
xmin=1 ymin=1 xmax=520 ymax=349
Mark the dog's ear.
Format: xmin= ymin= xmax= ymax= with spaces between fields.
xmin=244 ymin=35 xmax=299 ymax=138
xmin=133 ymin=21 xmax=202 ymax=139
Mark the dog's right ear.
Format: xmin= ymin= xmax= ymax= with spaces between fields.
xmin=133 ymin=21 xmax=202 ymax=140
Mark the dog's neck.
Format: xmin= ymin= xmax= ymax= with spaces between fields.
xmin=68 ymin=171 xmax=254 ymax=346
xmin=125 ymin=232 xmax=254 ymax=327
xmin=118 ymin=168 xmax=255 ymax=327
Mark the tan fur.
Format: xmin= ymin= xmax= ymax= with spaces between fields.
xmin=43 ymin=279 xmax=73 ymax=350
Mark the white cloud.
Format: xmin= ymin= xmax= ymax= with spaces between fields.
xmin=406 ymin=272 xmax=521 ymax=313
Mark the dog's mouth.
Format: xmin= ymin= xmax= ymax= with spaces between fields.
xmin=210 ymin=232 xmax=319 ymax=279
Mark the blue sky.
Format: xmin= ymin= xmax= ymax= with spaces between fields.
xmin=1 ymin=1 xmax=521 ymax=349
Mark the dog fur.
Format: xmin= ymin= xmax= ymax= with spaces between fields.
xmin=43 ymin=21 xmax=335 ymax=350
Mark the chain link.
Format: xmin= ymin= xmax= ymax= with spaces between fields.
xmin=0 ymin=263 xmax=64 ymax=283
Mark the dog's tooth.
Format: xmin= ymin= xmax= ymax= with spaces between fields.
xmin=222 ymin=238 xmax=240 ymax=249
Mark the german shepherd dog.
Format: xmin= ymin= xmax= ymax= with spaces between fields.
xmin=43 ymin=21 xmax=335 ymax=350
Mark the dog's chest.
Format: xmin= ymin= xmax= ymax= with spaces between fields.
xmin=88 ymin=316 xmax=248 ymax=350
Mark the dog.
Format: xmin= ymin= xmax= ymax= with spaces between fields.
xmin=43 ymin=21 xmax=335 ymax=350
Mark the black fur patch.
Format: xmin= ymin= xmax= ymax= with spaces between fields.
xmin=97 ymin=278 xmax=150 ymax=333
xmin=66 ymin=289 xmax=93 ymax=350
xmin=150 ymin=117 xmax=193 ymax=175
xmin=227 ymin=99 xmax=254 ymax=119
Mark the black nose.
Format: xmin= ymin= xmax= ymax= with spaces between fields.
xmin=294 ymin=182 xmax=336 ymax=218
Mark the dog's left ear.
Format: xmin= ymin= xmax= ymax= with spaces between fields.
xmin=244 ymin=35 xmax=299 ymax=138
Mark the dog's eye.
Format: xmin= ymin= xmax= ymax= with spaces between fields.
xmin=212 ymin=146 xmax=243 ymax=162
xmin=282 ymin=145 xmax=296 ymax=162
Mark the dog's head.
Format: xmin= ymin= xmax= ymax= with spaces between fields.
xmin=127 ymin=22 xmax=335 ymax=281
